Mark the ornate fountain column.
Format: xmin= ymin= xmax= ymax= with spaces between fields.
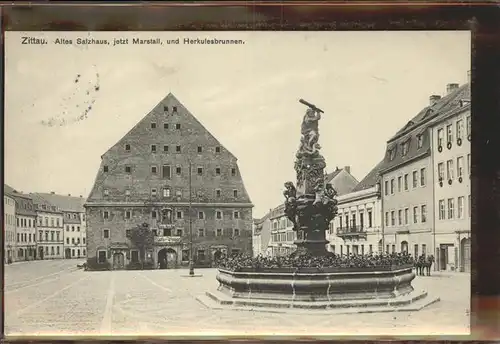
xmin=283 ymin=99 xmax=338 ymax=256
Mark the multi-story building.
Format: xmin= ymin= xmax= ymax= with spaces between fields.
xmin=5 ymin=185 xmax=37 ymax=261
xmin=327 ymin=161 xmax=385 ymax=255
xmin=268 ymin=166 xmax=358 ymax=257
xmin=4 ymin=185 xmax=17 ymax=263
xmin=380 ymin=79 xmax=469 ymax=260
xmin=33 ymin=193 xmax=87 ymax=259
xmin=429 ymin=81 xmax=471 ymax=272
xmin=85 ymin=93 xmax=253 ymax=270
xmin=30 ymin=194 xmax=64 ymax=260
xmin=252 ymin=214 xmax=272 ymax=257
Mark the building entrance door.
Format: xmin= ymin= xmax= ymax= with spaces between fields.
xmin=439 ymin=245 xmax=448 ymax=270
xmin=39 ymin=247 xmax=44 ymax=260
xmin=112 ymin=253 xmax=125 ymax=270
xmin=166 ymin=248 xmax=177 ymax=269
xmin=65 ymin=248 xmax=71 ymax=259
xmin=460 ymin=237 xmax=471 ymax=272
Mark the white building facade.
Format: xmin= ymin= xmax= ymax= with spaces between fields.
xmin=429 ymin=97 xmax=471 ymax=272
xmin=32 ymin=196 xmax=65 ymax=260
xmin=4 ymin=191 xmax=17 ymax=263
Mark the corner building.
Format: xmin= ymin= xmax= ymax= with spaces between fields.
xmin=85 ymin=93 xmax=253 ymax=270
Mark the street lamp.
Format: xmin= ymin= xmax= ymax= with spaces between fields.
xmin=188 ymin=160 xmax=195 ymax=276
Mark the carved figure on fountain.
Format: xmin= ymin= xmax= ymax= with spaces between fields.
xmin=283 ymin=181 xmax=299 ymax=230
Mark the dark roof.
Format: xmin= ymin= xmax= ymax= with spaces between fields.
xmin=325 ymin=168 xmax=342 ymax=184
xmin=380 ymin=82 xmax=470 ymax=174
xmin=31 ymin=193 xmax=85 ymax=212
xmin=4 ymin=184 xmax=31 ymax=199
xmin=351 ymin=160 xmax=385 ymax=193
xmin=29 ymin=193 xmax=63 ymax=213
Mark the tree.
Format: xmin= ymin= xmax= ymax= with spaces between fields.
xmin=129 ymin=223 xmax=154 ymax=269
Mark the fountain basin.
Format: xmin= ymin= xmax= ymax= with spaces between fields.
xmin=197 ymin=265 xmax=440 ymax=314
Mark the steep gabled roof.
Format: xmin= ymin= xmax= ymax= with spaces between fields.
xmin=351 ymin=160 xmax=385 ymax=193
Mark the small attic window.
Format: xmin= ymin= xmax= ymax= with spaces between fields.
xmin=173 ymin=106 xmax=178 ymax=113
xmin=103 ymin=165 xmax=109 ymax=172
xmin=125 ymin=144 xmax=130 ymax=151
xmin=163 ymin=106 xmax=168 ymax=112
xmin=215 ymin=146 xmax=221 ymax=153
xmin=389 ymin=147 xmax=396 ymax=161
xmin=151 ymin=122 xmax=157 ymax=129
xmin=401 ymin=140 xmax=410 ymax=156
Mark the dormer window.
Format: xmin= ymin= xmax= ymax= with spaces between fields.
xmin=163 ymin=106 xmax=168 ymax=112
xmin=389 ymin=147 xmax=396 ymax=161
xmin=215 ymin=146 xmax=221 ymax=153
xmin=151 ymin=122 xmax=157 ymax=129
xmin=401 ymin=140 xmax=410 ymax=156
xmin=173 ymin=106 xmax=178 ymax=113
xmin=103 ymin=165 xmax=109 ymax=172
xmin=103 ymin=189 xmax=109 ymax=196
xmin=417 ymin=134 xmax=423 ymax=149
xmin=176 ymin=124 xmax=181 ymax=130
xmin=125 ymin=144 xmax=131 ymax=151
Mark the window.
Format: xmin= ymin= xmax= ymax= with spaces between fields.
xmin=72 ymin=238 xmax=75 ymax=244
xmin=125 ymin=210 xmax=131 ymax=219
xmin=125 ymin=189 xmax=131 ymax=196
xmin=98 ymin=250 xmax=107 ymax=264
xmin=66 ymin=238 xmax=70 ymax=244
xmin=413 ymin=206 xmax=419 ymax=223
xmin=176 ymin=166 xmax=182 ymax=175
xmin=164 ymin=123 xmax=169 ymax=129
xmin=198 ymin=228 xmax=205 ymax=237
xmin=151 ymin=145 xmax=157 ymax=153
xmin=162 ymin=165 xmax=171 ymax=179
xmin=390 ymin=179 xmax=394 ymax=194
xmin=446 ymin=160 xmax=454 ymax=180
xmin=397 ymin=176 xmax=402 ymax=192
xmin=151 ymin=122 xmax=157 ymax=129
xmin=420 ymin=168 xmax=426 ymax=186
xmin=233 ymin=190 xmax=238 ymax=198
xmin=215 ymin=146 xmax=221 ymax=153
xmin=103 ymin=211 xmax=109 ymax=219
xmin=467 ymin=154 xmax=471 ymax=175
xmin=197 ymin=167 xmax=203 ymax=176
xmin=151 ymin=188 xmax=157 ymax=197
xmin=447 ymin=198 xmax=455 ymax=219
xmin=439 ymin=200 xmax=446 ymax=220
xmin=417 ymin=134 xmax=423 ymax=148
xmin=398 ymin=210 xmax=403 ymax=225
xmin=422 ymin=244 xmax=427 ymax=256
xmin=72 ymin=225 xmax=75 ymax=231
xmin=468 ymin=194 xmax=471 ymax=217
xmin=458 ymin=196 xmax=465 ymax=219
xmin=151 ymin=166 xmax=157 ymax=175
xmin=368 ymin=210 xmax=373 ymax=228
xmin=215 ymin=167 xmax=221 ymax=175
xmin=176 ymin=211 xmax=183 ymax=219
xmin=360 ymin=213 xmax=364 ymax=228
xmin=231 ymin=168 xmax=237 ymax=176
xmin=125 ymin=166 xmax=131 ymax=173
xmin=163 ymin=145 xmax=169 ymax=152
xmin=438 ymin=162 xmax=444 ymax=180
xmin=77 ymin=226 xmax=80 ymax=231
xmin=131 ymin=251 xmax=139 ymax=263
xmin=421 ymin=205 xmax=427 ymax=223
xmin=446 ymin=124 xmax=453 ymax=143
xmin=402 ymin=141 xmax=409 ymax=156
xmin=437 ymin=128 xmax=444 ymax=147
xmin=173 ymin=106 xmax=178 ymax=112
xmin=197 ymin=146 xmax=202 ymax=153
xmin=163 ymin=188 xmax=170 ymax=198
xmin=404 ymin=174 xmax=409 ymax=191
xmin=197 ymin=249 xmax=206 ymax=261
xmin=234 ymin=228 xmax=240 ymax=236
xmin=126 ymin=229 xmax=131 ymax=238
xmin=385 ymin=212 xmax=389 ymax=226
xmin=456 ymin=119 xmax=464 ymax=140
xmin=175 ymin=123 xmax=181 ymax=130
xmin=103 ymin=229 xmax=110 ymax=239
xmin=104 ymin=189 xmax=109 ymax=196
xmin=125 ymin=144 xmax=131 ymax=151
xmin=103 ymin=165 xmax=109 ymax=172
xmin=390 ymin=211 xmax=395 ymax=226
xmin=216 ymin=211 xmax=222 ymax=219
xmin=384 ymin=181 xmax=389 ymax=196
xmin=389 ymin=148 xmax=396 ymax=161
xmin=176 ymin=145 xmax=181 ymax=153
xmin=175 ymin=190 xmax=182 ymax=199
xmin=198 ymin=212 xmax=205 ymax=220
xmin=151 ymin=210 xmax=157 ymax=219
xmin=404 ymin=208 xmax=409 ymax=225
xmin=412 ymin=171 xmax=418 ymax=188
xmin=466 ymin=115 xmax=471 ymax=136
xmin=457 ymin=157 xmax=464 ymax=179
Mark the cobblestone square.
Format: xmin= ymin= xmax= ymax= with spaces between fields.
xmin=5 ymin=260 xmax=470 ymax=337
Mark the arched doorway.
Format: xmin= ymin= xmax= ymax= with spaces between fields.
xmin=18 ymin=248 xmax=24 ymax=259
xmin=400 ymin=241 xmax=409 ymax=253
xmin=65 ymin=248 xmax=71 ymax=259
xmin=460 ymin=237 xmax=471 ymax=273
xmin=158 ymin=248 xmax=178 ymax=269
xmin=112 ymin=252 xmax=125 ymax=270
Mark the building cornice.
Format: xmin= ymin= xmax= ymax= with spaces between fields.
xmin=428 ymin=103 xmax=471 ymax=128
xmin=84 ymin=202 xmax=254 ymax=208
xmin=379 ymin=149 xmax=431 ymax=176
xmin=337 ymin=187 xmax=380 ymax=205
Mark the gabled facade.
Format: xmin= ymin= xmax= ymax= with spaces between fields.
xmin=380 ymin=80 xmax=470 ymax=262
xmin=327 ymin=161 xmax=385 ymax=255
xmin=33 ymin=193 xmax=87 ymax=259
xmin=85 ymin=93 xmax=253 ymax=269
xmin=428 ymin=84 xmax=471 ymax=272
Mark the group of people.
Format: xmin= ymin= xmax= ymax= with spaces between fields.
xmin=215 ymin=251 xmax=418 ymax=272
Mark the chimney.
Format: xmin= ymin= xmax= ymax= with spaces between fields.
xmin=344 ymin=166 xmax=351 ymax=174
xmin=446 ymin=83 xmax=459 ymax=94
xmin=429 ymin=95 xmax=441 ymax=106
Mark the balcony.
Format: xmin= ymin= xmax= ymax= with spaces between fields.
xmin=336 ymin=225 xmax=367 ymax=239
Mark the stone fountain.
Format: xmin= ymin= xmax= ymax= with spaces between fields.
xmin=198 ymin=99 xmax=439 ymax=314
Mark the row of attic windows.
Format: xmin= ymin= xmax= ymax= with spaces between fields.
xmin=388 ymin=133 xmax=424 ymax=161
xmin=124 ymin=143 xmax=222 ymax=154
xmin=103 ymin=164 xmax=238 ymax=177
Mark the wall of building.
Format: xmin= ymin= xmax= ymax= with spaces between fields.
xmin=381 ymin=155 xmax=434 ymax=257
xmin=4 ymin=195 xmax=16 ymax=263
xmin=36 ymin=211 xmax=64 ymax=259
xmin=63 ymin=212 xmax=87 ymax=259
xmin=327 ymin=185 xmax=383 ymax=255
xmin=430 ymin=106 xmax=471 ymax=271
xmin=15 ymin=214 xmax=37 ymax=261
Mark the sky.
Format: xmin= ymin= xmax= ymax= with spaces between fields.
xmin=5 ymin=31 xmax=471 ymax=218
